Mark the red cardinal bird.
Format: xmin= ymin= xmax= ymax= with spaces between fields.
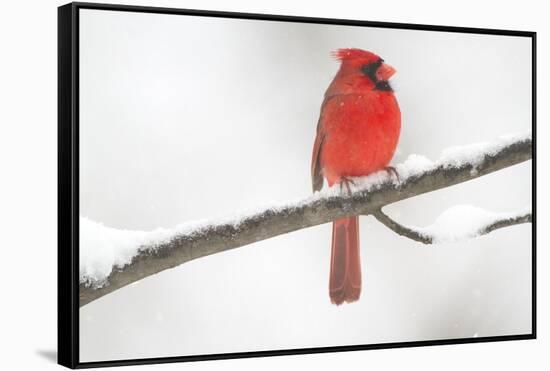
xmin=311 ymin=48 xmax=401 ymax=305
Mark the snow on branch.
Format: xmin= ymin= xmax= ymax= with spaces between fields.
xmin=79 ymin=132 xmax=532 ymax=307
xmin=373 ymin=205 xmax=532 ymax=244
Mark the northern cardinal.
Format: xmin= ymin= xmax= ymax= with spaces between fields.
xmin=311 ymin=49 xmax=401 ymax=305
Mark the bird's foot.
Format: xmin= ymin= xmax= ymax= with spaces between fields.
xmin=384 ymin=166 xmax=400 ymax=182
xmin=339 ymin=176 xmax=356 ymax=196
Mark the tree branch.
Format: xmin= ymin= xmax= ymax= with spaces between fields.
xmin=80 ymin=133 xmax=532 ymax=307
xmin=372 ymin=209 xmax=433 ymax=244
xmin=372 ymin=208 xmax=532 ymax=244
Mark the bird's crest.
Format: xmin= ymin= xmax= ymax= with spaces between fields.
xmin=331 ymin=48 xmax=379 ymax=62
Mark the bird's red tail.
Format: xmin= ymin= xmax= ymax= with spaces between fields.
xmin=329 ymin=216 xmax=361 ymax=305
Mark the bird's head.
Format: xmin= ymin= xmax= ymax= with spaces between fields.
xmin=332 ymin=48 xmax=396 ymax=92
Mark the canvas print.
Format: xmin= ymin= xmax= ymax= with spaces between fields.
xmin=70 ymin=5 xmax=534 ymax=365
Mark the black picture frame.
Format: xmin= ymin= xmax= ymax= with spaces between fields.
xmin=58 ymin=2 xmax=537 ymax=368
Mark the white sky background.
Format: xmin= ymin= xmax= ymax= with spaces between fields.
xmin=78 ymin=9 xmax=532 ymax=362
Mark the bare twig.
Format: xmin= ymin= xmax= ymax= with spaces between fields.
xmin=372 ymin=210 xmax=433 ymax=244
xmin=372 ymin=209 xmax=532 ymax=244
xmin=80 ymin=134 xmax=532 ymax=307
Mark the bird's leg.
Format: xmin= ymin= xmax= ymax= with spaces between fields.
xmin=339 ymin=176 xmax=356 ymax=196
xmin=384 ymin=166 xmax=400 ymax=181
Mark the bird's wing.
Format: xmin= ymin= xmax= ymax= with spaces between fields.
xmin=311 ymin=96 xmax=332 ymax=192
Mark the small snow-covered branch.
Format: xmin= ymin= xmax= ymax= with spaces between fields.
xmin=79 ymin=132 xmax=532 ymax=307
xmin=373 ymin=206 xmax=532 ymax=244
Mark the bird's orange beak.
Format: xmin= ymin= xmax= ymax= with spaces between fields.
xmin=376 ymin=62 xmax=396 ymax=81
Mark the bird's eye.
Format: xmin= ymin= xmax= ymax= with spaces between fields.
xmin=361 ymin=63 xmax=376 ymax=76
xmin=361 ymin=59 xmax=384 ymax=80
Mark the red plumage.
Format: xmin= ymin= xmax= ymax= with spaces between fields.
xmin=311 ymin=48 xmax=401 ymax=305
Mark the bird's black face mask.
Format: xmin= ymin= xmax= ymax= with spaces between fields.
xmin=361 ymin=59 xmax=393 ymax=92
